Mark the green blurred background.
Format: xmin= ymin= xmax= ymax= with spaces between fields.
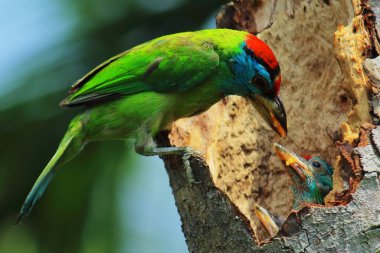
xmin=0 ymin=0 xmax=221 ymax=252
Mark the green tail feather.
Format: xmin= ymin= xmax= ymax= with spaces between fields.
xmin=17 ymin=118 xmax=85 ymax=223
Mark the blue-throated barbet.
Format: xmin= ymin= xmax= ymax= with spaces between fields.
xmin=17 ymin=29 xmax=287 ymax=222
xmin=255 ymin=143 xmax=333 ymax=237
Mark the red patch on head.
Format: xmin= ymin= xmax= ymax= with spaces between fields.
xmin=245 ymin=34 xmax=278 ymax=70
xmin=303 ymin=155 xmax=312 ymax=161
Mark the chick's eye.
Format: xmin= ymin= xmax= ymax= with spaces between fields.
xmin=252 ymin=76 xmax=267 ymax=90
xmin=312 ymin=161 xmax=321 ymax=168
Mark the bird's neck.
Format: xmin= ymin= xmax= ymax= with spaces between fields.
xmin=293 ymin=188 xmax=324 ymax=209
xmin=217 ymin=63 xmax=244 ymax=96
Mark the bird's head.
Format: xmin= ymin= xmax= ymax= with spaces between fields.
xmin=228 ymin=34 xmax=287 ymax=137
xmin=273 ymin=143 xmax=334 ymax=207
xmin=307 ymin=157 xmax=334 ymax=197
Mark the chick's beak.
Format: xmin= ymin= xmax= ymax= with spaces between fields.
xmin=274 ymin=143 xmax=312 ymax=181
xmin=254 ymin=204 xmax=279 ymax=237
xmin=249 ymin=94 xmax=287 ymax=137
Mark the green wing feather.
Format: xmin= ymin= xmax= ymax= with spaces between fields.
xmin=61 ymin=33 xmax=220 ymax=107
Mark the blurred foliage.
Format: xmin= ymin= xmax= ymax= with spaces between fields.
xmin=0 ymin=0 xmax=221 ymax=252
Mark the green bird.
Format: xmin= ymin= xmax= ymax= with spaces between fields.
xmin=274 ymin=143 xmax=333 ymax=209
xmin=17 ymin=29 xmax=287 ymax=222
xmin=254 ymin=144 xmax=333 ymax=237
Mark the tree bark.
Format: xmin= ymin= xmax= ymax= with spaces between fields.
xmin=158 ymin=0 xmax=380 ymax=252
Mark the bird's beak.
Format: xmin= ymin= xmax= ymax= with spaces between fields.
xmin=254 ymin=204 xmax=279 ymax=238
xmin=274 ymin=143 xmax=312 ymax=181
xmin=249 ymin=94 xmax=287 ymax=137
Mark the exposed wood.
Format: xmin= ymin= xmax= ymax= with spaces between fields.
xmin=158 ymin=0 xmax=380 ymax=252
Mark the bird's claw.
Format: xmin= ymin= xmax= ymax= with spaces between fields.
xmin=182 ymin=148 xmax=202 ymax=184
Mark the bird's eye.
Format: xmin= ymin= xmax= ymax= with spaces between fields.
xmin=312 ymin=161 xmax=321 ymax=168
xmin=252 ymin=76 xmax=267 ymax=90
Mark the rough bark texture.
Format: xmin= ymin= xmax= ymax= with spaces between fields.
xmin=158 ymin=0 xmax=380 ymax=252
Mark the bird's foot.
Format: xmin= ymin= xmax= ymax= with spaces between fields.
xmin=181 ymin=147 xmax=202 ymax=184
xmin=135 ymin=142 xmax=203 ymax=184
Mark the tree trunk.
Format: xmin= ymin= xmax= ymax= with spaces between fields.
xmin=158 ymin=0 xmax=380 ymax=252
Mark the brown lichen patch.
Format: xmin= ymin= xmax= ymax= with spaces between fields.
xmin=328 ymin=123 xmax=374 ymax=206
xmin=358 ymin=122 xmax=376 ymax=146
